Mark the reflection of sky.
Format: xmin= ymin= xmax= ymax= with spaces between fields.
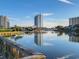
xmin=13 ymin=33 xmax=79 ymax=59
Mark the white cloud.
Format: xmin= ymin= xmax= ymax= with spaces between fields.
xmin=33 ymin=12 xmax=54 ymax=16
xmin=59 ymin=0 xmax=73 ymax=4
xmin=42 ymin=13 xmax=54 ymax=16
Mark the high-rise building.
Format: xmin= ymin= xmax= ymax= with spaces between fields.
xmin=34 ymin=14 xmax=43 ymax=28
xmin=0 ymin=16 xmax=9 ymax=28
xmin=69 ymin=17 xmax=79 ymax=26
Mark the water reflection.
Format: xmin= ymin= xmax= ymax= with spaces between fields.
xmin=69 ymin=34 xmax=79 ymax=43
xmin=2 ymin=32 xmax=79 ymax=59
xmin=34 ymin=33 xmax=43 ymax=46
xmin=57 ymin=32 xmax=63 ymax=36
xmin=4 ymin=35 xmax=23 ymax=41
xmin=54 ymin=31 xmax=79 ymax=43
xmin=12 ymin=35 xmax=23 ymax=41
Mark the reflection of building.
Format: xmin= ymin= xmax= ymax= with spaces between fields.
xmin=0 ymin=16 xmax=9 ymax=28
xmin=69 ymin=35 xmax=79 ymax=42
xmin=69 ymin=17 xmax=79 ymax=26
xmin=34 ymin=14 xmax=43 ymax=28
xmin=34 ymin=33 xmax=43 ymax=46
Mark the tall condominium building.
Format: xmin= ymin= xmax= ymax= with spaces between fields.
xmin=34 ymin=14 xmax=43 ymax=28
xmin=0 ymin=16 xmax=9 ymax=28
xmin=69 ymin=17 xmax=79 ymax=26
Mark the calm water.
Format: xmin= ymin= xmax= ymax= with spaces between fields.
xmin=4 ymin=32 xmax=79 ymax=59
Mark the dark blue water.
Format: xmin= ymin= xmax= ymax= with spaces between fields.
xmin=11 ymin=32 xmax=79 ymax=59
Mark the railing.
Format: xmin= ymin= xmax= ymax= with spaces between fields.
xmin=0 ymin=37 xmax=46 ymax=59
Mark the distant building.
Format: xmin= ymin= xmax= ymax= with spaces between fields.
xmin=69 ymin=17 xmax=79 ymax=26
xmin=0 ymin=16 xmax=9 ymax=28
xmin=34 ymin=14 xmax=43 ymax=28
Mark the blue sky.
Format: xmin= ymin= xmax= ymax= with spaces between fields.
xmin=0 ymin=0 xmax=79 ymax=27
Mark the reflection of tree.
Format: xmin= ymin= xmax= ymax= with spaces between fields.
xmin=25 ymin=32 xmax=33 ymax=35
xmin=34 ymin=33 xmax=43 ymax=46
xmin=57 ymin=32 xmax=63 ymax=36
